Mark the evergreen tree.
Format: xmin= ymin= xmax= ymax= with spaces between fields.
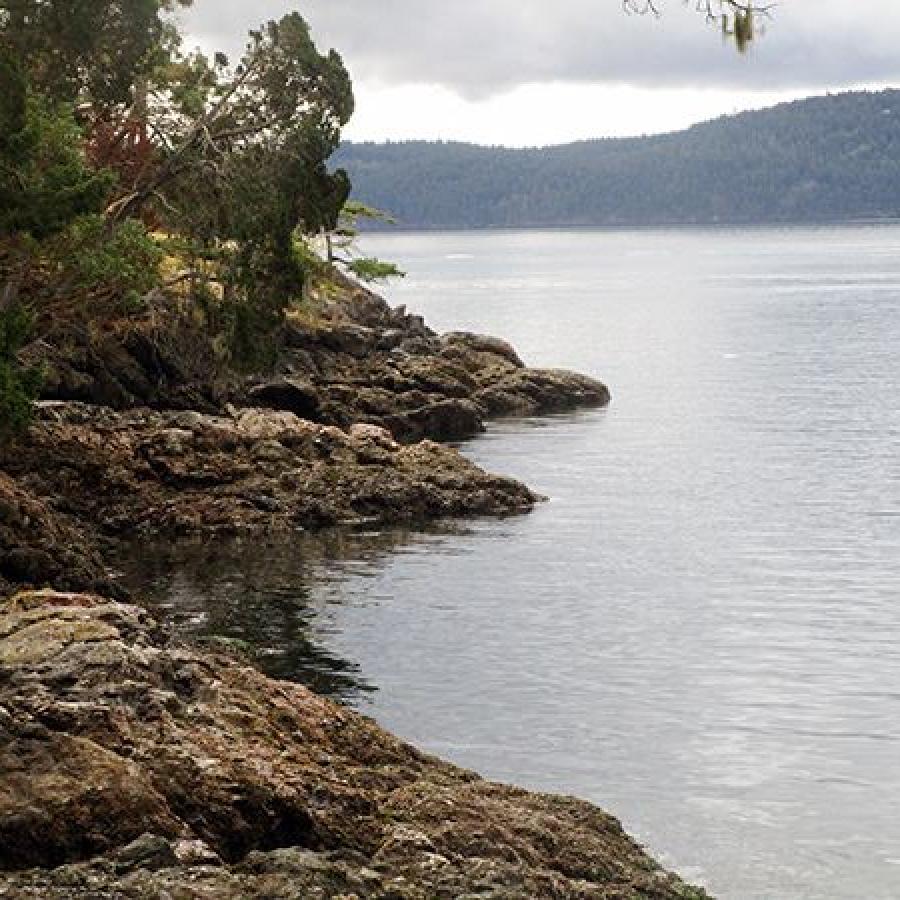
xmin=0 ymin=0 xmax=193 ymax=107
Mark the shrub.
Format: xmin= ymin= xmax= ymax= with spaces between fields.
xmin=0 ymin=305 xmax=41 ymax=441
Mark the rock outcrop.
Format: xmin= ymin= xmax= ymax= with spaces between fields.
xmin=0 ymin=475 xmax=113 ymax=601
xmin=26 ymin=277 xmax=610 ymax=444
xmin=0 ymin=276 xmax=657 ymax=900
xmin=266 ymin=288 xmax=611 ymax=442
xmin=0 ymin=591 xmax=710 ymax=899
xmin=21 ymin=300 xmax=229 ymax=413
xmin=0 ymin=402 xmax=536 ymax=595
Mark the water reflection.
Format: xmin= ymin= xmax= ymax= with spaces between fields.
xmin=109 ymin=224 xmax=900 ymax=899
xmin=112 ymin=525 xmax=474 ymax=702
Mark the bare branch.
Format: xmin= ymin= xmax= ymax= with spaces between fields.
xmin=623 ymin=0 xmax=775 ymax=50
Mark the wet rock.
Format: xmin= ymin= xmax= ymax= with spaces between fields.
xmin=0 ymin=592 xmax=711 ymax=899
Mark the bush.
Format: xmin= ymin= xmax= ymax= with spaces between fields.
xmin=0 ymin=305 xmax=41 ymax=441
xmin=0 ymin=82 xmax=114 ymax=240
xmin=47 ymin=215 xmax=164 ymax=314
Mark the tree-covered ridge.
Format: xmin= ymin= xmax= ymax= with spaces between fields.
xmin=335 ymin=89 xmax=900 ymax=228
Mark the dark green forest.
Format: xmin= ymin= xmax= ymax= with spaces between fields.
xmin=334 ymin=89 xmax=900 ymax=228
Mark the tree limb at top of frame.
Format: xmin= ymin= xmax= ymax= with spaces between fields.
xmin=624 ymin=0 xmax=776 ymax=51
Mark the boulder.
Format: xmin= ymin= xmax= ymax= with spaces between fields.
xmin=383 ymin=398 xmax=484 ymax=443
xmin=441 ymin=331 xmax=526 ymax=368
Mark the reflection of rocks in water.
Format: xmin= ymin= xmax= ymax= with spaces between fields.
xmin=0 ymin=590 xmax=708 ymax=899
xmin=111 ymin=526 xmax=469 ymax=703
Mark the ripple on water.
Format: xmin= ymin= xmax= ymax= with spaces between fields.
xmin=120 ymin=225 xmax=900 ymax=900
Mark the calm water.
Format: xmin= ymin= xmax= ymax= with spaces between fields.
xmin=121 ymin=226 xmax=900 ymax=899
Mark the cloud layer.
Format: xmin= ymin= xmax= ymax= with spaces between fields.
xmin=181 ymin=1 xmax=900 ymax=97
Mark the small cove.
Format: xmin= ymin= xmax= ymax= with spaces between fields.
xmin=117 ymin=225 xmax=900 ymax=899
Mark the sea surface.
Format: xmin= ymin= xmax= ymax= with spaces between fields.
xmin=120 ymin=225 xmax=900 ymax=899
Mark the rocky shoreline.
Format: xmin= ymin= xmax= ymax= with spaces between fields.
xmin=0 ymin=590 xmax=709 ymax=899
xmin=2 ymin=278 xmax=609 ymax=600
xmin=0 ymin=401 xmax=537 ymax=600
xmin=0 ymin=281 xmax=712 ymax=897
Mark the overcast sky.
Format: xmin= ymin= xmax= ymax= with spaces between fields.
xmin=180 ymin=1 xmax=900 ymax=146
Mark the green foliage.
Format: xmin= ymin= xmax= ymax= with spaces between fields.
xmin=338 ymin=200 xmax=397 ymax=231
xmin=335 ymin=89 xmax=900 ymax=227
xmin=51 ymin=215 xmax=163 ymax=299
xmin=0 ymin=304 xmax=40 ymax=440
xmin=345 ymin=257 xmax=406 ymax=284
xmin=0 ymin=4 xmax=357 ymax=373
xmin=145 ymin=12 xmax=355 ymax=364
xmin=161 ymin=52 xmax=222 ymax=119
xmin=0 ymin=61 xmax=113 ymax=240
xmin=327 ymin=201 xmax=405 ymax=283
xmin=0 ymin=0 xmax=194 ymax=107
xmin=225 ymin=296 xmax=282 ymax=372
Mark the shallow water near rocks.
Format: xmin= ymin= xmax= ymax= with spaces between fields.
xmin=118 ymin=225 xmax=900 ymax=899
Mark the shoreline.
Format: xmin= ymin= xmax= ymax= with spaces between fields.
xmin=0 ymin=589 xmax=710 ymax=899
xmin=0 ymin=280 xmax=713 ymax=897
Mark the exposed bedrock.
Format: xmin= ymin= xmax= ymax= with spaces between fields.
xmin=0 ymin=591 xmax=710 ymax=899
xmin=0 ymin=402 xmax=537 ymax=595
xmin=26 ymin=280 xmax=610 ymax=443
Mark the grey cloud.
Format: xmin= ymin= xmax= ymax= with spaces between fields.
xmin=181 ymin=1 xmax=900 ymax=97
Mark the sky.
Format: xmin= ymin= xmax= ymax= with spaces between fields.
xmin=180 ymin=1 xmax=900 ymax=147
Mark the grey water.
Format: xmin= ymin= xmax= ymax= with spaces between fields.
xmin=120 ymin=225 xmax=900 ymax=899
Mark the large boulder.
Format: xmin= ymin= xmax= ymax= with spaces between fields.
xmin=476 ymin=368 xmax=612 ymax=417
xmin=440 ymin=331 xmax=526 ymax=368
xmin=383 ymin=398 xmax=484 ymax=443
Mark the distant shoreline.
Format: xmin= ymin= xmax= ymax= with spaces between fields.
xmin=335 ymin=89 xmax=900 ymax=231
xmin=357 ymin=216 xmax=900 ymax=234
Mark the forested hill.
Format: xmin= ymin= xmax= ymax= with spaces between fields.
xmin=334 ymin=90 xmax=900 ymax=228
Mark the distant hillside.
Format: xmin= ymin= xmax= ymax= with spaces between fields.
xmin=333 ymin=90 xmax=900 ymax=228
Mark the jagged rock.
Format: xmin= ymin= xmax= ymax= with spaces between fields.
xmin=0 ymin=403 xmax=537 ymax=592
xmin=273 ymin=288 xmax=609 ymax=442
xmin=0 ymin=474 xmax=112 ymax=600
xmin=23 ymin=275 xmax=608 ymax=445
xmin=283 ymin=321 xmax=378 ymax=359
xmin=22 ymin=316 xmax=227 ymax=413
xmin=0 ymin=592 xmax=711 ymax=899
